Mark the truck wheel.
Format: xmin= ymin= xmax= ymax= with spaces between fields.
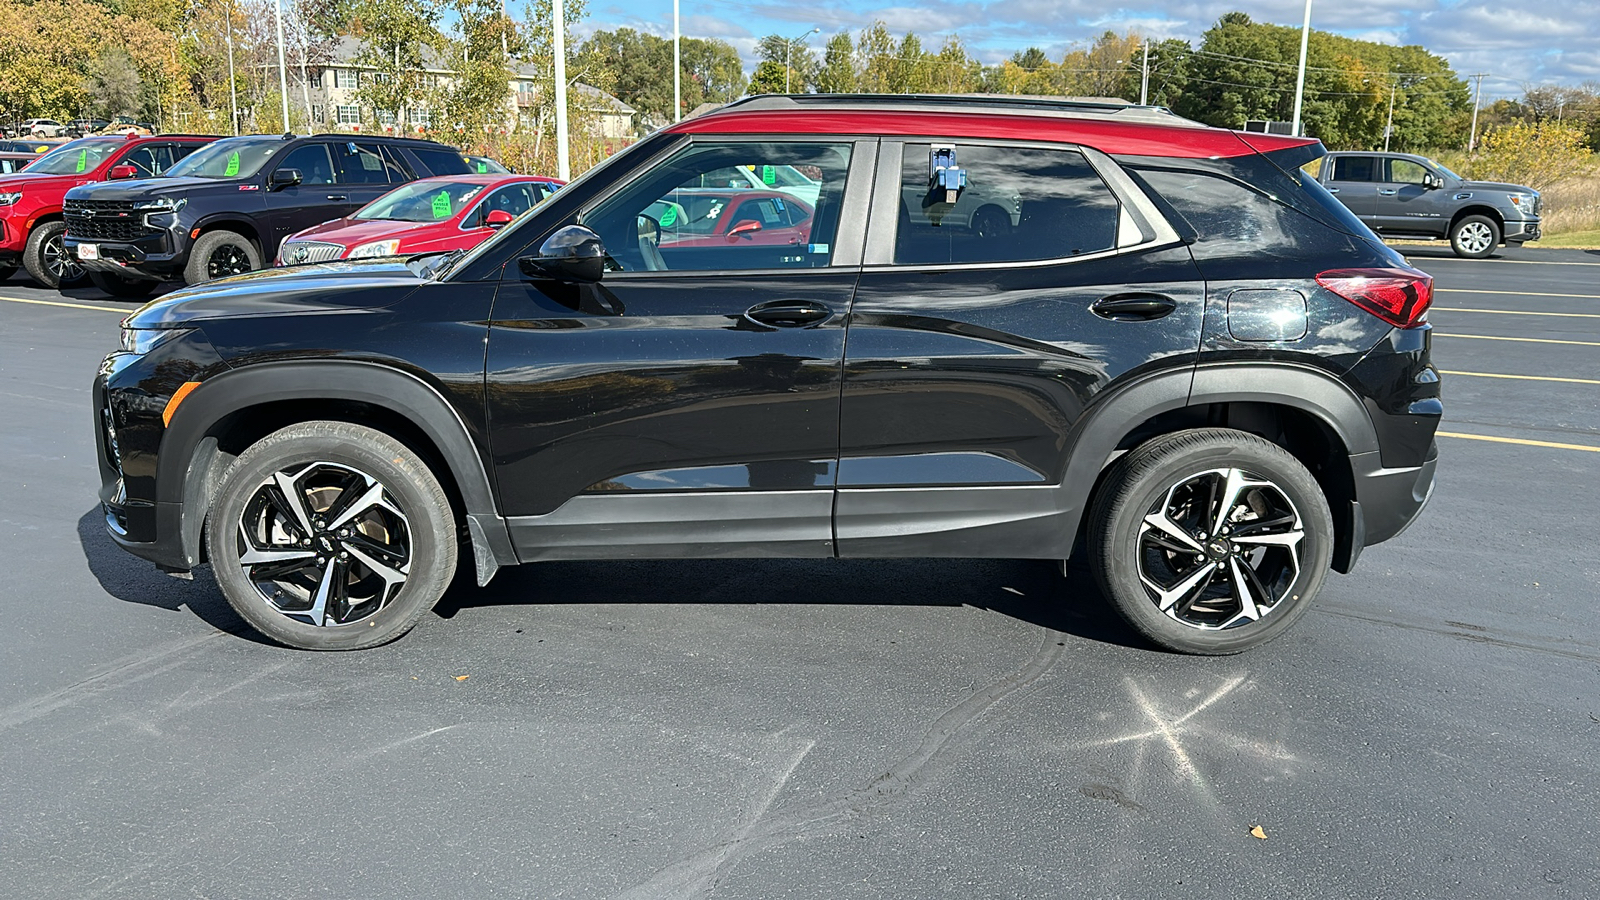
xmin=1450 ymin=215 xmax=1499 ymax=259
xmin=23 ymin=221 xmax=87 ymax=289
xmin=206 ymin=421 xmax=459 ymax=651
xmin=1088 ymin=428 xmax=1334 ymax=655
xmin=185 ymin=229 xmax=262 ymax=284
xmin=88 ymin=270 xmax=159 ymax=299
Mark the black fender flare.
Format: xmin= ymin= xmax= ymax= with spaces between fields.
xmin=189 ymin=214 xmax=268 ymax=257
xmin=158 ymin=359 xmax=513 ymax=576
xmin=1055 ymin=361 xmax=1378 ymax=560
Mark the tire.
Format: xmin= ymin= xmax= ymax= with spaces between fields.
xmin=184 ymin=229 xmax=262 ymax=285
xmin=88 ymin=270 xmax=159 ymax=299
xmin=1088 ymin=428 xmax=1335 ymax=655
xmin=23 ymin=220 xmax=88 ymax=288
xmin=206 ymin=421 xmax=458 ymax=651
xmin=1450 ymin=214 xmax=1499 ymax=259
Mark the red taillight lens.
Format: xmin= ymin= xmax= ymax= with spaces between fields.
xmin=1315 ymin=268 xmax=1433 ymax=328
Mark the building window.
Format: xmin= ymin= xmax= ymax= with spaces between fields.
xmin=307 ymin=71 xmax=323 ymax=89
xmin=337 ymin=105 xmax=361 ymax=125
xmin=334 ymin=69 xmax=360 ymax=90
xmin=409 ymin=108 xmax=431 ymax=127
xmin=377 ymin=110 xmax=397 ymax=126
xmin=311 ymin=104 xmax=325 ymax=124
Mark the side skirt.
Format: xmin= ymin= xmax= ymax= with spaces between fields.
xmin=835 ymin=484 xmax=1074 ymax=559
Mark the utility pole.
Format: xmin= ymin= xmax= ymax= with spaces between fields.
xmin=673 ymin=0 xmax=680 ymax=121
xmin=1468 ymin=73 xmax=1487 ymax=151
xmin=273 ymin=0 xmax=291 ymax=132
xmin=553 ymin=0 xmax=569 ymax=179
xmin=225 ymin=2 xmax=239 ymax=136
xmin=1291 ymin=0 xmax=1313 ymax=136
xmin=1139 ymin=39 xmax=1150 ymax=106
xmin=1384 ymin=82 xmax=1396 ymax=151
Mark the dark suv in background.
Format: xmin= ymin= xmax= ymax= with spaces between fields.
xmin=95 ymin=95 xmax=1440 ymax=654
xmin=64 ymin=133 xmax=472 ymax=297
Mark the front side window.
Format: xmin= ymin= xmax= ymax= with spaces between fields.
xmin=1388 ymin=159 xmax=1430 ymax=185
xmin=276 ymin=144 xmax=336 ymax=185
xmin=116 ymin=145 xmax=164 ymax=177
xmin=1330 ymin=156 xmax=1376 ymax=182
xmin=893 ymin=143 xmax=1119 ymax=265
xmin=584 ymin=141 xmax=852 ymax=273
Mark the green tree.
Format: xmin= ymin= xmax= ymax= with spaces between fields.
xmin=436 ymin=0 xmax=521 ymax=135
xmin=345 ymin=0 xmax=444 ymax=123
xmin=579 ymin=28 xmax=741 ymax=125
xmin=814 ymin=31 xmax=856 ymax=93
xmin=856 ymin=21 xmax=896 ymax=93
xmin=927 ymin=36 xmax=980 ymax=93
xmin=1472 ymin=120 xmax=1593 ymax=191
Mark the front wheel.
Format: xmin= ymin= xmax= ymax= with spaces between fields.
xmin=205 ymin=421 xmax=458 ymax=650
xmin=1450 ymin=215 xmax=1499 ymax=259
xmin=185 ymin=229 xmax=262 ymax=284
xmin=23 ymin=220 xmax=88 ymax=288
xmin=1088 ymin=429 xmax=1334 ymax=655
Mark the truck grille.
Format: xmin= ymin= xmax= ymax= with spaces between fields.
xmin=279 ymin=240 xmax=346 ymax=265
xmin=64 ymin=199 xmax=152 ymax=243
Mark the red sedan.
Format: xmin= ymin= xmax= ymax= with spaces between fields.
xmin=649 ymin=188 xmax=816 ymax=248
xmin=276 ymin=174 xmax=563 ymax=265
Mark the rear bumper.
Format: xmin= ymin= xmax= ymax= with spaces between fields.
xmin=1336 ymin=441 xmax=1437 ymax=572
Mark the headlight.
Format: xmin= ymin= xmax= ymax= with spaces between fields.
xmin=0 ymin=191 xmax=20 ymax=207
xmin=119 ymin=327 xmax=189 ymax=356
xmin=349 ymin=239 xmax=401 ymax=259
xmin=1508 ymin=194 xmax=1536 ymax=212
xmin=133 ymin=197 xmax=185 ymax=212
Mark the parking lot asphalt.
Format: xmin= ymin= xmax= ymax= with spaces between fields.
xmin=3 ymin=247 xmax=1598 ymax=899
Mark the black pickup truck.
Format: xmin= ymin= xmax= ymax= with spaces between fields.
xmin=1316 ymin=151 xmax=1540 ymax=258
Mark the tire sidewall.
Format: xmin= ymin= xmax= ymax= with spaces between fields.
xmin=1451 ymin=215 xmax=1499 ymax=259
xmin=206 ymin=424 xmax=456 ymax=651
xmin=1093 ymin=432 xmax=1334 ymax=655
xmin=185 ymin=230 xmax=262 ymax=285
xmin=24 ymin=220 xmax=86 ymax=288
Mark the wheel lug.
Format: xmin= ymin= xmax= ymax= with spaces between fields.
xmin=339 ymin=551 xmax=349 ymax=560
xmin=316 ymin=556 xmax=326 ymax=566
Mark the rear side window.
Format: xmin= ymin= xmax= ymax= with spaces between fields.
xmin=1330 ymin=156 xmax=1376 ymax=182
xmin=893 ymin=144 xmax=1120 ymax=265
xmin=1137 ymin=169 xmax=1305 ymax=254
xmin=334 ymin=142 xmax=393 ymax=183
xmin=409 ymin=146 xmax=473 ymax=177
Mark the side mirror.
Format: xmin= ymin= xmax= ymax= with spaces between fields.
xmin=1422 ymin=173 xmax=1441 ymax=190
xmin=518 ymin=224 xmax=606 ymax=283
xmin=727 ymin=219 xmax=763 ymax=241
xmin=108 ymin=164 xmax=138 ymax=180
xmin=484 ymin=209 xmax=515 ymax=229
xmin=268 ymin=168 xmax=302 ymax=190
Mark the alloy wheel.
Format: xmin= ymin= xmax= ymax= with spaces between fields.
xmin=43 ymin=232 xmax=82 ymax=282
xmin=235 ymin=461 xmax=412 ymax=627
xmin=1457 ymin=221 xmax=1494 ymax=255
xmin=1135 ymin=467 xmax=1305 ymax=630
xmin=207 ymin=244 xmax=253 ymax=279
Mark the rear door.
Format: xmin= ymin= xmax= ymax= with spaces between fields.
xmin=1321 ymin=155 xmax=1379 ymax=220
xmin=331 ymin=141 xmax=401 ymax=214
xmin=836 ymin=140 xmax=1204 ymax=559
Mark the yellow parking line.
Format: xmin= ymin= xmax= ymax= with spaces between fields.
xmin=1438 ymin=431 xmax=1600 ymax=453
xmin=1438 ymin=288 xmax=1600 ymax=300
xmin=0 ymin=295 xmax=126 ymax=313
xmin=1437 ymin=333 xmax=1600 ymax=347
xmin=1440 ymin=369 xmax=1600 ymax=385
xmin=1433 ymin=307 xmax=1600 ymax=319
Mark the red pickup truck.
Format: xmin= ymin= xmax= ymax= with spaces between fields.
xmin=0 ymin=133 xmax=215 ymax=287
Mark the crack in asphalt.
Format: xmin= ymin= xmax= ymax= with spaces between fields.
xmin=613 ymin=628 xmax=1068 ymax=900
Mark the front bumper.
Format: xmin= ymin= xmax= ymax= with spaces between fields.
xmin=66 ymin=233 xmax=180 ymax=282
xmin=1503 ymin=218 xmax=1541 ymax=243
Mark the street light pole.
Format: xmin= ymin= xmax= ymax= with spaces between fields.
xmin=673 ymin=0 xmax=680 ymax=121
xmin=1384 ymin=82 xmax=1396 ymax=151
xmin=225 ymin=2 xmax=239 ymax=136
xmin=273 ymin=0 xmax=291 ymax=132
xmin=1139 ymin=39 xmax=1150 ymax=106
xmin=553 ymin=0 xmax=568 ymax=179
xmin=785 ymin=27 xmax=819 ymax=95
xmin=1291 ymin=0 xmax=1313 ymax=135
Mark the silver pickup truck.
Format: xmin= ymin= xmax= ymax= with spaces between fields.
xmin=1315 ymin=151 xmax=1541 ymax=258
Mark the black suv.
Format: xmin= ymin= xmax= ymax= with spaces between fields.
xmin=94 ymin=96 xmax=1440 ymax=654
xmin=64 ymin=133 xmax=472 ymax=298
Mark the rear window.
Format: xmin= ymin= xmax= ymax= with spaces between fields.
xmin=408 ymin=146 xmax=473 ymax=177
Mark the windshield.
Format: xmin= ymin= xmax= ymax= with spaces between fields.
xmin=356 ymin=180 xmax=487 ymax=222
xmin=25 ymin=140 xmax=121 ymax=175
xmin=165 ymin=138 xmax=284 ymax=180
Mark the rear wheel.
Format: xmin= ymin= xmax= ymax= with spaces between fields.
xmin=23 ymin=220 xmax=87 ymax=289
xmin=1088 ymin=428 xmax=1334 ymax=655
xmin=1450 ymin=215 xmax=1499 ymax=259
xmin=185 ymin=229 xmax=262 ymax=284
xmin=206 ymin=421 xmax=458 ymax=651
xmin=88 ymin=270 xmax=159 ymax=299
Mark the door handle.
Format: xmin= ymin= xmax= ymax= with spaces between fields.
xmin=744 ymin=300 xmax=832 ymax=328
xmin=326 ymin=194 xmax=348 ymax=201
xmin=1378 ymin=189 xmax=1398 ymax=195
xmin=1327 ymin=187 xmax=1339 ymax=193
xmin=1090 ymin=293 xmax=1178 ymax=322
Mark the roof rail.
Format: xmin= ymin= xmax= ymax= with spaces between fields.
xmin=708 ymin=94 xmax=1207 ymax=128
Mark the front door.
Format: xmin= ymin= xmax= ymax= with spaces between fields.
xmin=485 ymin=138 xmax=872 ymax=560
xmin=1371 ymin=157 xmax=1451 ymax=237
xmin=263 ymin=142 xmax=349 ymax=248
xmin=836 ymin=141 xmax=1207 ymax=558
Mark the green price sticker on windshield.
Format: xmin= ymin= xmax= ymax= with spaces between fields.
xmin=476 ymin=161 xmax=488 ymax=173
xmin=432 ymin=191 xmax=452 ymax=219
xmin=75 ymin=149 xmax=88 ymax=173
xmin=761 ymin=165 xmax=776 ymax=186
xmin=224 ymin=151 xmax=240 ymax=177
xmin=658 ymin=205 xmax=678 ymax=228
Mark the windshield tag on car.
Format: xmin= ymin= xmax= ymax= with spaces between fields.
xmin=76 ymin=149 xmax=87 ymax=173
xmin=224 ymin=151 xmax=240 ymax=177
xmin=762 ymin=165 xmax=776 ymax=186
xmin=432 ymin=191 xmax=452 ymax=219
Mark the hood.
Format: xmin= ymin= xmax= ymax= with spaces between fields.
xmin=288 ymin=216 xmax=453 ymax=248
xmin=126 ymin=259 xmax=425 ymax=328
xmin=1458 ymin=181 xmax=1537 ymax=195
xmin=66 ymin=175 xmax=220 ymax=201
xmin=0 ymin=172 xmax=90 ymax=192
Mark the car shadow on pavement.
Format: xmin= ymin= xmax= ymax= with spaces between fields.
xmin=434 ymin=555 xmax=1150 ymax=651
xmin=75 ymin=508 xmax=269 ymax=644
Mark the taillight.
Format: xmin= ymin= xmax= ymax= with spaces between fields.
xmin=1316 ymin=268 xmax=1433 ymax=328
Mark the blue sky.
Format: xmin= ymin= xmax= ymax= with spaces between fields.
xmin=576 ymin=0 xmax=1600 ymax=100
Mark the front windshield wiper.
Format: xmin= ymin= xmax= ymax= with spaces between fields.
xmin=419 ymin=248 xmax=466 ymax=280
